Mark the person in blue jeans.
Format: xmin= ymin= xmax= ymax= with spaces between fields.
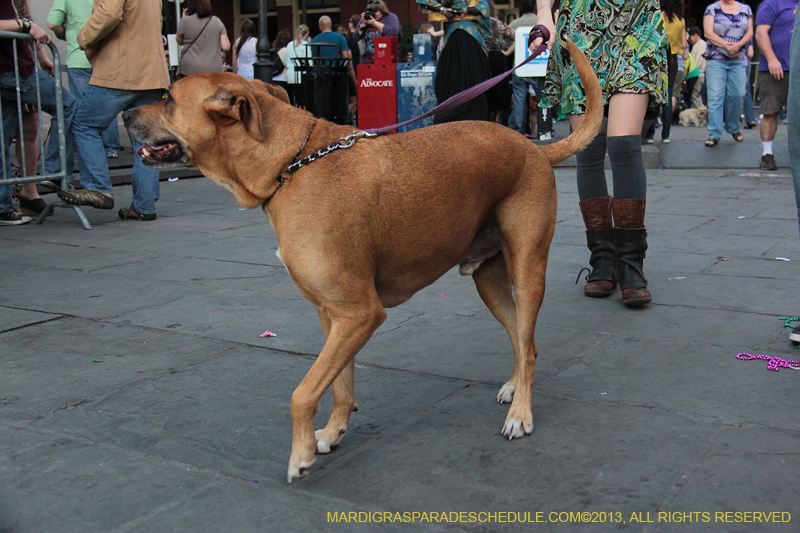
xmin=46 ymin=0 xmax=121 ymax=174
xmin=784 ymin=4 xmax=800 ymax=343
xmin=702 ymin=0 xmax=753 ymax=147
xmin=57 ymin=0 xmax=169 ymax=221
xmin=1 ymin=8 xmax=77 ymax=226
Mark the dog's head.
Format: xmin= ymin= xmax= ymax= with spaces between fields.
xmin=696 ymin=107 xmax=708 ymax=120
xmin=125 ymin=73 xmax=310 ymax=208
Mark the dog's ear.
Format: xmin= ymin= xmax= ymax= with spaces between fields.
xmin=251 ymin=79 xmax=291 ymax=105
xmin=203 ymin=84 xmax=264 ymax=142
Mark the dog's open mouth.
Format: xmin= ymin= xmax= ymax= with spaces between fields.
xmin=137 ymin=140 xmax=186 ymax=166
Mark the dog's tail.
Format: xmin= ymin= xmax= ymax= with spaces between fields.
xmin=540 ymin=39 xmax=603 ymax=165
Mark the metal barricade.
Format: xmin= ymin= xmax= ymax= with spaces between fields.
xmin=0 ymin=31 xmax=91 ymax=229
xmin=293 ymin=43 xmax=351 ymax=125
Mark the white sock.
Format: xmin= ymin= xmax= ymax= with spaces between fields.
xmin=762 ymin=141 xmax=774 ymax=156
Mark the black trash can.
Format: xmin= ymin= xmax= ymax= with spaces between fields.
xmin=292 ymin=43 xmax=350 ymax=125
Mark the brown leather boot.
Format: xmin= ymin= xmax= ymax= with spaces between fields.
xmin=612 ymin=199 xmax=651 ymax=305
xmin=579 ymin=197 xmax=616 ymax=297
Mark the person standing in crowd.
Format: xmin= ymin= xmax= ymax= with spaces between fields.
xmin=175 ymin=0 xmax=230 ymax=78
xmin=688 ymin=26 xmax=708 ymax=108
xmin=47 ymin=0 xmax=122 ymax=168
xmin=538 ymin=0 xmax=668 ymax=306
xmin=508 ymin=0 xmax=538 ymax=136
xmin=416 ymin=0 xmax=492 ymax=124
xmin=740 ymin=40 xmax=757 ymax=129
xmin=354 ymin=0 xmax=401 ymax=64
xmin=233 ymin=18 xmax=257 ymax=80
xmin=57 ymin=0 xmax=169 ymax=221
xmin=9 ymin=0 xmax=53 ymax=218
xmin=348 ymin=14 xmax=362 ymax=64
xmin=311 ymin=16 xmax=357 ymax=85
xmin=485 ymin=2 xmax=515 ymax=124
xmin=1 ymin=0 xmax=77 ymax=226
xmin=785 ymin=0 xmax=800 ymax=343
xmin=284 ymin=24 xmax=310 ymax=106
xmin=755 ymin=0 xmax=798 ymax=170
xmin=271 ymin=30 xmax=290 ymax=91
xmin=660 ymin=0 xmax=687 ymax=144
xmin=702 ymin=0 xmax=753 ymax=147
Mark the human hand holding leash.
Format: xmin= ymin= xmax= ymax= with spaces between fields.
xmin=529 ymin=2 xmax=554 ymax=52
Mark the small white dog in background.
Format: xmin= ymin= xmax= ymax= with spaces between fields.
xmin=679 ymin=106 xmax=708 ymax=127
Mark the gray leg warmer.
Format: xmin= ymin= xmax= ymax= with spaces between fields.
xmin=607 ymin=134 xmax=647 ymax=200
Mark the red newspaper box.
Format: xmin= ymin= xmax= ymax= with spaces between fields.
xmin=373 ymin=36 xmax=397 ymax=65
xmin=357 ymin=63 xmax=398 ymax=132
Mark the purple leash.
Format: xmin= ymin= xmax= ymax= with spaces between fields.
xmin=286 ymin=26 xmax=550 ymax=175
xmin=365 ymin=25 xmax=551 ymax=135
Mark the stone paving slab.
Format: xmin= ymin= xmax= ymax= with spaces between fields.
xmin=0 ymin=317 xmax=235 ymax=422
xmin=0 ymin=425 xmax=225 ymax=533
xmin=0 ymin=307 xmax=61 ymax=334
xmin=24 ymin=346 xmax=466 ymax=485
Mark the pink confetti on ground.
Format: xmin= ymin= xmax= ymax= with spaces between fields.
xmin=440 ymin=294 xmax=444 ymax=297
xmin=260 ymin=331 xmax=277 ymax=338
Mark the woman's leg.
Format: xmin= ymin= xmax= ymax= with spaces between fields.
xmin=571 ymin=113 xmax=615 ymax=297
xmin=606 ymin=93 xmax=651 ymax=305
xmin=705 ymin=61 xmax=725 ymax=140
xmin=724 ymin=61 xmax=747 ymax=135
xmin=15 ymin=111 xmax=41 ymax=202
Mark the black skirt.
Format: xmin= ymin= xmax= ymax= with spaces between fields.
xmin=434 ymin=29 xmax=493 ymax=124
xmin=486 ymin=50 xmax=512 ymax=112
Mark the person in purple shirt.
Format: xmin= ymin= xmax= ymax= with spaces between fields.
xmin=354 ymin=0 xmax=401 ymax=64
xmin=755 ymin=0 xmax=798 ymax=170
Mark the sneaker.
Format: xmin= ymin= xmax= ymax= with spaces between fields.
xmin=58 ymin=188 xmax=114 ymax=209
xmin=0 ymin=211 xmax=32 ymax=226
xmin=662 ymin=138 xmax=671 ymax=144
xmin=118 ymin=205 xmax=157 ymax=221
xmin=106 ymin=152 xmax=118 ymax=159
xmin=760 ymin=154 xmax=778 ymax=171
xmin=791 ymin=326 xmax=800 ymax=343
xmin=538 ymin=131 xmax=553 ymax=141
xmin=644 ymin=137 xmax=654 ymax=144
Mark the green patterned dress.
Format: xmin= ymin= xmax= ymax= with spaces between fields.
xmin=540 ymin=0 xmax=669 ymax=116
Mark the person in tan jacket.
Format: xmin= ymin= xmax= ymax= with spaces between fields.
xmin=58 ymin=0 xmax=170 ymax=221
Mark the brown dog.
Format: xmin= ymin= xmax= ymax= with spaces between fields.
xmin=124 ymin=39 xmax=602 ymax=483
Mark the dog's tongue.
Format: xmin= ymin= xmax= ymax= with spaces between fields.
xmin=138 ymin=143 xmax=179 ymax=159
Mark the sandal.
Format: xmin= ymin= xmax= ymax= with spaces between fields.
xmin=18 ymin=197 xmax=48 ymax=216
xmin=705 ymin=138 xmax=718 ymax=147
xmin=731 ymin=132 xmax=744 ymax=142
xmin=744 ymin=121 xmax=757 ymax=129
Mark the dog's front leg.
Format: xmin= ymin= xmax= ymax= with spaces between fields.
xmin=313 ymin=309 xmax=358 ymax=454
xmin=315 ymin=359 xmax=357 ymax=453
xmin=288 ymin=305 xmax=386 ymax=483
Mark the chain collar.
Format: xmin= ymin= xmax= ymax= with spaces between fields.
xmin=286 ymin=130 xmax=377 ymax=175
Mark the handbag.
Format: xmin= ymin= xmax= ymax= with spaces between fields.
xmin=175 ymin=16 xmax=212 ymax=79
xmin=269 ymin=49 xmax=284 ymax=74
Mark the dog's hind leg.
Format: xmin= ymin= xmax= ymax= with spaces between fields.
xmin=472 ymin=253 xmax=520 ymax=404
xmin=496 ymin=192 xmax=556 ymax=440
xmin=288 ymin=299 xmax=386 ymax=483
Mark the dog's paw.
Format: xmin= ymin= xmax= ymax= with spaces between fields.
xmin=501 ymin=417 xmax=533 ymax=440
xmin=287 ymin=454 xmax=316 ymax=483
xmin=497 ymin=382 xmax=515 ymax=404
xmin=315 ymin=427 xmax=346 ymax=454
